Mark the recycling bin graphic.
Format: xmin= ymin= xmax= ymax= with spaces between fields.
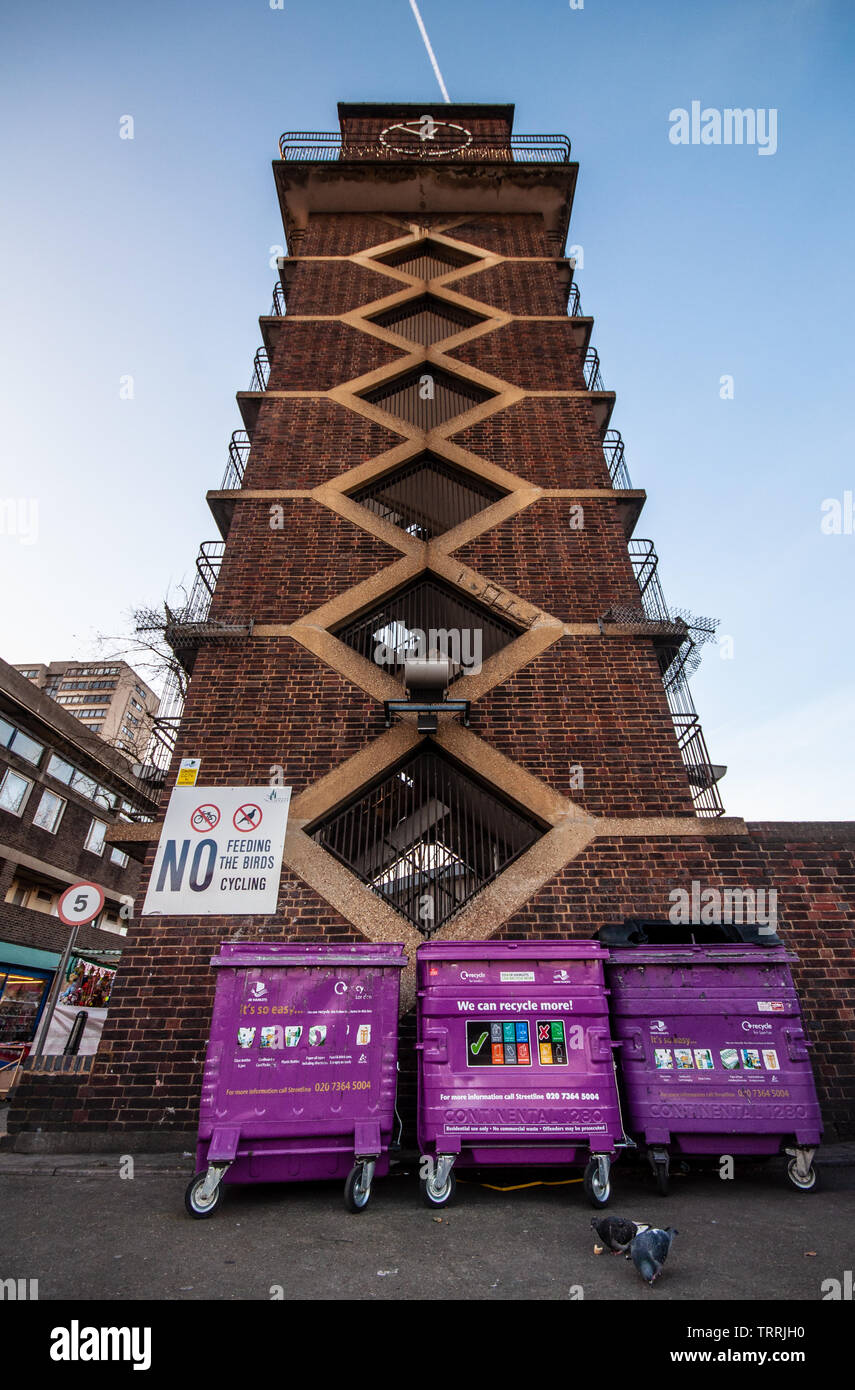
xmin=416 ymin=940 xmax=625 ymax=1208
xmin=605 ymin=943 xmax=823 ymax=1194
xmin=186 ymin=941 xmax=406 ymax=1217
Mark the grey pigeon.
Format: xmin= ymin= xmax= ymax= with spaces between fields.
xmin=591 ymin=1216 xmax=650 ymax=1254
xmin=630 ymin=1226 xmax=679 ymax=1284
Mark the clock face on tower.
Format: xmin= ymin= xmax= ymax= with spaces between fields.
xmin=378 ymin=118 xmax=474 ymax=157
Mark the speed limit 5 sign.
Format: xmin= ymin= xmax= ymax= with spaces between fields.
xmin=57 ymin=882 xmax=106 ymax=927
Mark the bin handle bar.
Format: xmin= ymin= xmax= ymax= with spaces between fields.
xmin=210 ymin=955 xmax=407 ymax=968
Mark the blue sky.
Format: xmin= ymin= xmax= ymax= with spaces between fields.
xmin=1 ymin=0 xmax=853 ymax=818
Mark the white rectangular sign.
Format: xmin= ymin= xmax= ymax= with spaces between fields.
xmin=142 ymin=785 xmax=292 ymax=916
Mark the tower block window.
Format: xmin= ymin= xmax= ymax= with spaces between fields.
xmin=310 ymin=746 xmax=544 ymax=932
xmin=350 ymin=455 xmax=505 ymax=539
xmin=334 ymin=574 xmax=519 ymax=680
xmin=369 ymin=295 xmax=484 ymax=346
xmin=375 ymin=239 xmax=480 ymax=280
xmin=362 ymin=367 xmax=493 ymax=430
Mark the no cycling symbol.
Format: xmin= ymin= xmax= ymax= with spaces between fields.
xmin=233 ymin=803 xmax=263 ymax=832
xmin=190 ymin=804 xmax=220 ymax=832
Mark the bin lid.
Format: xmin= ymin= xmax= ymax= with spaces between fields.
xmin=606 ymin=944 xmax=798 ymax=966
xmin=417 ymin=938 xmax=608 ymax=960
xmin=210 ymin=941 xmax=407 ymax=969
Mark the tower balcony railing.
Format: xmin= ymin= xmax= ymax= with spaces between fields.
xmin=220 ymin=430 xmax=251 ymax=490
xmin=627 ymin=539 xmax=671 ymax=623
xmin=270 ymin=282 xmax=286 ymax=316
xmin=567 ymin=283 xmax=583 ymax=317
xmin=278 ymin=132 xmax=572 ymax=163
xmin=249 ymin=347 xmax=270 ymax=392
xmin=602 ymin=429 xmax=633 ymax=490
xmin=183 ymin=542 xmax=225 ymax=625
xmin=583 ymin=348 xmax=604 ymax=392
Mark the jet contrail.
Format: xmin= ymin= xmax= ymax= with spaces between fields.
xmin=408 ymin=0 xmax=451 ymax=103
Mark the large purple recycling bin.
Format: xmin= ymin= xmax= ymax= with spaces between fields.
xmin=606 ymin=944 xmax=823 ymax=1193
xmin=186 ymin=941 xmax=406 ymax=1217
xmin=416 ymin=940 xmax=625 ymax=1208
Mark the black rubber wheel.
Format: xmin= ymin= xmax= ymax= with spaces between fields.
xmin=420 ymin=1167 xmax=456 ymax=1208
xmin=344 ymin=1163 xmax=372 ymax=1212
xmin=654 ymin=1161 xmax=670 ymax=1197
xmin=583 ymin=1158 xmax=610 ymax=1208
xmin=185 ymin=1172 xmax=223 ymax=1219
xmin=786 ymin=1159 xmax=819 ymax=1193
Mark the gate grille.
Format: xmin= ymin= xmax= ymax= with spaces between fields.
xmin=370 ymin=295 xmax=484 ymax=346
xmin=310 ymin=746 xmax=544 ymax=932
xmin=334 ymin=574 xmax=520 ymax=680
xmin=350 ymin=455 xmax=505 ymax=539
xmin=376 ymin=239 xmax=480 ymax=280
xmin=362 ymin=367 xmax=493 ymax=430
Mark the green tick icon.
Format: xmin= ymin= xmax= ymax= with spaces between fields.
xmin=471 ymin=1030 xmax=489 ymax=1055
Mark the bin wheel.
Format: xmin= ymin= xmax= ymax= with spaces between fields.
xmin=583 ymin=1158 xmax=610 ymax=1208
xmin=787 ymin=1159 xmax=818 ymax=1193
xmin=654 ymin=1161 xmax=670 ymax=1197
xmin=185 ymin=1172 xmax=223 ymax=1219
xmin=420 ymin=1169 xmax=456 ymax=1209
xmin=344 ymin=1163 xmax=372 ymax=1213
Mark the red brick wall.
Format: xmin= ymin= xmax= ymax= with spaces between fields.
xmin=454 ymin=498 xmax=640 ymax=620
xmin=453 ymin=397 xmax=612 ymax=488
xmin=243 ymin=399 xmax=404 ymax=489
xmin=167 ymin=640 xmax=384 ymax=795
xmin=210 ymin=500 xmax=402 ymax=623
xmin=283 ymin=260 xmax=401 ymax=315
xmin=448 ymin=319 xmax=586 ymax=391
xmin=452 ymin=259 xmax=567 ymax=314
xmin=265 ymin=320 xmax=407 ymax=390
xmin=296 ymin=214 xmax=408 ymax=256
xmin=451 ymin=215 xmax=552 ymax=256
xmin=472 ymin=638 xmax=695 ymax=815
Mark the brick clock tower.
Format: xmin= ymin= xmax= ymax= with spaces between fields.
xmin=10 ymin=104 xmax=854 ymax=1146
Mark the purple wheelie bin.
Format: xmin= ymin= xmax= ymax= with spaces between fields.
xmin=416 ymin=940 xmax=626 ymax=1209
xmin=186 ymin=941 xmax=406 ymax=1217
xmin=606 ymin=943 xmax=823 ymax=1194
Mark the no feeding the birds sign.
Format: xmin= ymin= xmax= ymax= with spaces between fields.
xmin=142 ymin=786 xmax=292 ymax=916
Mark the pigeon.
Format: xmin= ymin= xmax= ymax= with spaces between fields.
xmin=591 ymin=1216 xmax=650 ymax=1254
xmin=630 ymin=1227 xmax=679 ymax=1284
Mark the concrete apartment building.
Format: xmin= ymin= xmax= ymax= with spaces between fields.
xmin=0 ymin=659 xmax=159 ymax=1064
xmin=6 ymin=101 xmax=853 ymax=1150
xmin=14 ymin=660 xmax=159 ymax=763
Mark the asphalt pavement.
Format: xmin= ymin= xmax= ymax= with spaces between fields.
xmin=0 ymin=1149 xmax=852 ymax=1301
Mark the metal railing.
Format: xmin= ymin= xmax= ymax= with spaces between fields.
xmin=173 ymin=542 xmax=225 ymax=627
xmin=335 ymin=575 xmax=519 ymax=681
xmin=279 ymin=131 xmax=572 ymax=163
xmin=220 ymin=430 xmax=250 ymax=490
xmin=567 ymin=283 xmax=583 ymax=317
xmin=248 ymin=347 xmax=270 ymax=392
xmin=671 ymin=712 xmax=725 ymax=818
xmin=310 ymin=746 xmax=544 ymax=933
xmin=271 ymin=282 xmax=286 ymax=316
xmin=583 ymin=348 xmax=604 ymax=392
xmin=627 ymin=540 xmax=671 ymax=623
xmin=350 ymin=456 xmax=505 ymax=540
xmin=603 ymin=429 xmax=633 ymax=489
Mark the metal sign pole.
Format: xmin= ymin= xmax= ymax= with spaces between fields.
xmin=31 ymin=923 xmax=80 ymax=1058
